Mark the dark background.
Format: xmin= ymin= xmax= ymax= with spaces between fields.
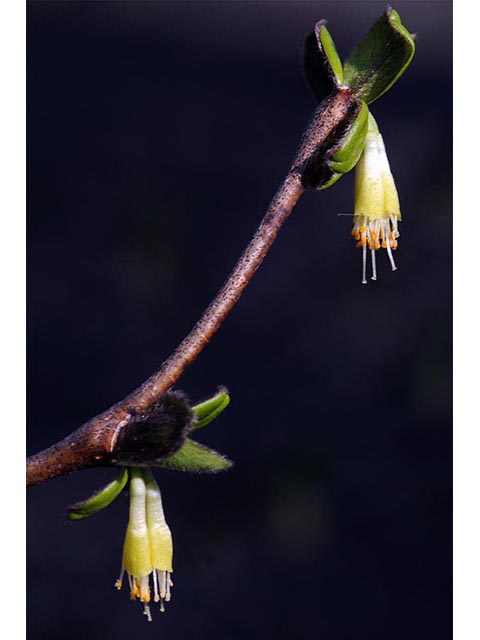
xmin=27 ymin=1 xmax=452 ymax=639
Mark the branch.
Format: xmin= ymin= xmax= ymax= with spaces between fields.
xmin=27 ymin=88 xmax=357 ymax=487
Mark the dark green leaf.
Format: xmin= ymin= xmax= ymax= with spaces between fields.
xmin=191 ymin=389 xmax=230 ymax=431
xmin=68 ymin=468 xmax=129 ymax=521
xmin=301 ymin=95 xmax=364 ymax=190
xmin=155 ymin=439 xmax=232 ymax=473
xmin=304 ymin=20 xmax=343 ymax=103
xmin=325 ymin=100 xmax=369 ymax=176
xmin=343 ymin=7 xmax=415 ymax=104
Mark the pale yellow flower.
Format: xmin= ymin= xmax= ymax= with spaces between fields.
xmin=145 ymin=468 xmax=173 ymax=610
xmin=351 ymin=113 xmax=401 ymax=284
xmin=115 ymin=468 xmax=173 ymax=622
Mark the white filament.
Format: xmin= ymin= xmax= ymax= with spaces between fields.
xmin=371 ymin=249 xmax=377 ymax=281
xmin=386 ymin=237 xmax=397 ymax=271
xmin=362 ymin=242 xmax=367 ymax=284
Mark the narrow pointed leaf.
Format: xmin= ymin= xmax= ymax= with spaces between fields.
xmin=318 ymin=100 xmax=370 ymax=189
xmin=319 ymin=23 xmax=344 ymax=85
xmin=304 ymin=20 xmax=343 ymax=103
xmin=68 ymin=467 xmax=129 ymax=521
xmin=155 ymin=439 xmax=232 ymax=473
xmin=302 ymin=95 xmax=364 ymax=190
xmin=343 ymin=7 xmax=415 ymax=104
xmin=191 ymin=389 xmax=230 ymax=431
xmin=323 ymin=100 xmax=369 ymax=182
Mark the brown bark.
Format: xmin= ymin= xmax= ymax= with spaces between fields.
xmin=27 ymin=88 xmax=356 ymax=487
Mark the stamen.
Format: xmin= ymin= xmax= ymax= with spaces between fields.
xmin=371 ymin=249 xmax=377 ymax=281
xmin=390 ymin=215 xmax=400 ymax=237
xmin=165 ymin=573 xmax=172 ymax=602
xmin=139 ymin=576 xmax=151 ymax=602
xmin=385 ymin=237 xmax=397 ymax=271
xmin=362 ymin=242 xmax=367 ymax=285
xmin=115 ymin=568 xmax=125 ymax=591
xmin=159 ymin=571 xmax=167 ymax=599
xmin=129 ymin=575 xmax=139 ymax=600
xmin=143 ymin=603 xmax=152 ymax=622
xmin=153 ymin=569 xmax=160 ymax=602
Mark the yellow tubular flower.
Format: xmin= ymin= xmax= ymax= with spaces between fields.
xmin=352 ymin=113 xmax=401 ymax=284
xmin=115 ymin=468 xmax=174 ymax=622
xmin=144 ymin=468 xmax=174 ymax=612
xmin=115 ymin=468 xmax=153 ymax=620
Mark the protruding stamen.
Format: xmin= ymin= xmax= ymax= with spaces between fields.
xmin=159 ymin=571 xmax=167 ymax=599
xmin=139 ymin=576 xmax=151 ymax=602
xmin=152 ymin=569 xmax=160 ymax=603
xmin=362 ymin=242 xmax=367 ymax=284
xmin=385 ymin=238 xmax=397 ymax=271
xmin=115 ymin=568 xmax=125 ymax=591
xmin=143 ymin=603 xmax=152 ymax=622
xmin=371 ymin=249 xmax=377 ymax=281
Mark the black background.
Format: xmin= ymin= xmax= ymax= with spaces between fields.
xmin=27 ymin=2 xmax=452 ymax=639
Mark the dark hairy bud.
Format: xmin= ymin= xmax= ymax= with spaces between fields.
xmin=111 ymin=392 xmax=194 ymax=466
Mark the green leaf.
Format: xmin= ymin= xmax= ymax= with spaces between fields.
xmin=343 ymin=7 xmax=415 ymax=105
xmin=68 ymin=468 xmax=129 ymax=521
xmin=306 ymin=97 xmax=366 ymax=190
xmin=304 ymin=20 xmax=343 ymax=103
xmin=320 ymin=100 xmax=369 ymax=189
xmin=155 ymin=439 xmax=232 ymax=473
xmin=191 ymin=389 xmax=230 ymax=431
xmin=319 ymin=22 xmax=344 ymax=85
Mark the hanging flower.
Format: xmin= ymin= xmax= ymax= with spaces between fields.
xmin=302 ymin=9 xmax=414 ymax=285
xmin=145 ymin=468 xmax=174 ymax=611
xmin=67 ymin=389 xmax=232 ymax=622
xmin=115 ymin=468 xmax=173 ymax=621
xmin=351 ymin=113 xmax=401 ymax=284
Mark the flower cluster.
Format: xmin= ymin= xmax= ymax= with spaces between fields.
xmin=115 ymin=468 xmax=173 ymax=622
xmin=67 ymin=390 xmax=231 ymax=623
